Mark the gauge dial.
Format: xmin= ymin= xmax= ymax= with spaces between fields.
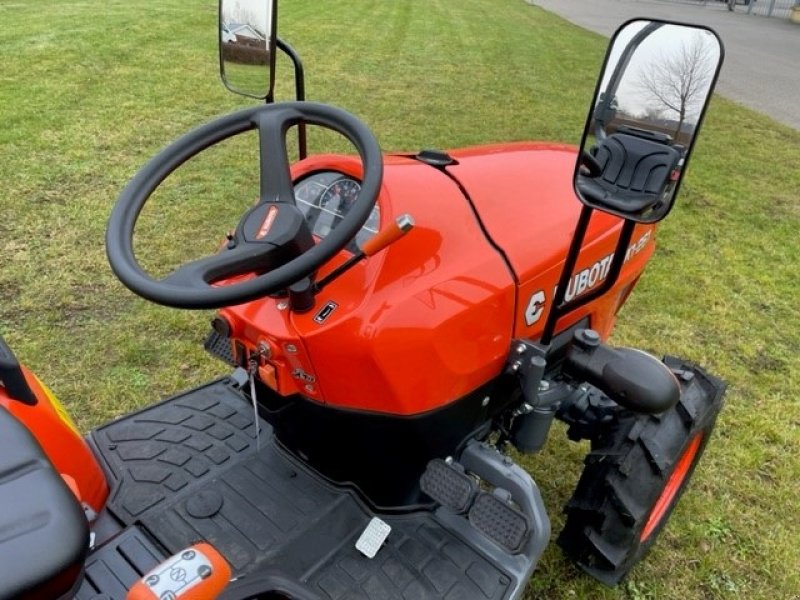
xmin=293 ymin=171 xmax=379 ymax=253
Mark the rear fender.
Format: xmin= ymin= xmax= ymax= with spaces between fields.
xmin=1 ymin=367 xmax=108 ymax=514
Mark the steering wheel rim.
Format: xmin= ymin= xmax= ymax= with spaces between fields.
xmin=106 ymin=102 xmax=382 ymax=309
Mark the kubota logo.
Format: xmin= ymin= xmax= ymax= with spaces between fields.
xmin=256 ymin=205 xmax=279 ymax=240
xmin=524 ymin=231 xmax=652 ymax=327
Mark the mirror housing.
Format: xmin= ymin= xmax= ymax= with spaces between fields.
xmin=219 ymin=0 xmax=277 ymax=100
xmin=574 ymin=19 xmax=723 ymax=223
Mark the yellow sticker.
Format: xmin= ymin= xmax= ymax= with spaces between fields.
xmin=32 ymin=374 xmax=81 ymax=436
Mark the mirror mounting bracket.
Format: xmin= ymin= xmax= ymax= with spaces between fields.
xmin=274 ymin=37 xmax=308 ymax=160
xmin=540 ymin=207 xmax=635 ymax=345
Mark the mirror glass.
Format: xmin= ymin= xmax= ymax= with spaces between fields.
xmin=219 ymin=0 xmax=276 ymax=99
xmin=574 ymin=20 xmax=723 ymax=223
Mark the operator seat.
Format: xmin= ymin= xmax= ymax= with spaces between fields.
xmin=578 ymin=128 xmax=681 ymax=215
xmin=0 ymin=405 xmax=89 ymax=599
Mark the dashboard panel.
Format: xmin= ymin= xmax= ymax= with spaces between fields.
xmin=292 ymin=171 xmax=379 ymax=254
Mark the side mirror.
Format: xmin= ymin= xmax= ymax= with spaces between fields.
xmin=219 ymin=0 xmax=277 ymax=100
xmin=574 ymin=20 xmax=723 ymax=223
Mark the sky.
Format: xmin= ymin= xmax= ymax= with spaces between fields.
xmin=597 ymin=21 xmax=721 ymax=123
xmin=221 ymin=0 xmax=272 ymax=37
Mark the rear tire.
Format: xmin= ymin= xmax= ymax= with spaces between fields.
xmin=557 ymin=357 xmax=725 ymax=585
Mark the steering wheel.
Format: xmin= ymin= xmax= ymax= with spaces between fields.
xmin=106 ymin=102 xmax=382 ymax=309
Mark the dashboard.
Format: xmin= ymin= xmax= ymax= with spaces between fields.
xmin=292 ymin=171 xmax=379 ymax=254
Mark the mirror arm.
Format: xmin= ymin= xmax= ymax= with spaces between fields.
xmin=541 ymin=205 xmax=593 ymax=345
xmin=541 ymin=211 xmax=636 ymax=345
xmin=555 ymin=219 xmax=635 ymax=315
xmin=275 ymin=37 xmax=308 ymax=160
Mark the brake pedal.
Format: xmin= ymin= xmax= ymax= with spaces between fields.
xmin=420 ymin=458 xmax=477 ymax=513
xmin=468 ymin=490 xmax=530 ymax=553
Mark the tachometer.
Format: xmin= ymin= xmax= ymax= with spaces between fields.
xmin=293 ymin=171 xmax=379 ymax=253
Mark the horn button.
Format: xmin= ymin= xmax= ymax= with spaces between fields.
xmin=235 ymin=203 xmax=315 ymax=271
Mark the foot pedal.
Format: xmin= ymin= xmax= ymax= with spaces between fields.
xmin=469 ymin=490 xmax=530 ymax=553
xmin=420 ymin=458 xmax=477 ymax=513
xmin=204 ymin=329 xmax=235 ymax=366
xmin=355 ymin=517 xmax=392 ymax=559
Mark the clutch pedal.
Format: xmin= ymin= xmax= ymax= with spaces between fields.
xmin=204 ymin=329 xmax=236 ymax=366
xmin=420 ymin=458 xmax=477 ymax=513
xmin=468 ymin=490 xmax=531 ymax=553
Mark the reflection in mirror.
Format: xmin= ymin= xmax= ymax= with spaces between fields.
xmin=219 ymin=0 xmax=276 ymax=99
xmin=574 ymin=20 xmax=723 ymax=223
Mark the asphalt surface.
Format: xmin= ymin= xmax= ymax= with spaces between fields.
xmin=532 ymin=0 xmax=800 ymax=129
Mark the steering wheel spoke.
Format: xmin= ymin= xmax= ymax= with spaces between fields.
xmin=161 ymin=243 xmax=274 ymax=290
xmin=253 ymin=108 xmax=297 ymax=206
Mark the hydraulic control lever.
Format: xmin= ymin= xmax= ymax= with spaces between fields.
xmin=564 ymin=329 xmax=680 ymax=414
xmin=314 ymin=214 xmax=414 ymax=292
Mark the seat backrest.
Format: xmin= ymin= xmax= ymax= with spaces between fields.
xmin=578 ymin=132 xmax=681 ymax=215
xmin=595 ymin=133 xmax=680 ymax=194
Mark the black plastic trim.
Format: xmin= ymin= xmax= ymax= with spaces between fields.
xmin=0 ymin=335 xmax=37 ymax=405
xmin=258 ymin=376 xmax=519 ymax=509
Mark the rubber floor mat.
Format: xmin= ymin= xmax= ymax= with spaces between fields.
xmin=90 ymin=379 xmax=513 ymax=599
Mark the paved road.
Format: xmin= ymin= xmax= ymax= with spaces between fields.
xmin=533 ymin=0 xmax=800 ymax=129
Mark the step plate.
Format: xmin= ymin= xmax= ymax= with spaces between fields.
xmin=469 ymin=492 xmax=531 ymax=554
xmin=420 ymin=458 xmax=477 ymax=513
xmin=89 ymin=381 xmax=514 ymax=599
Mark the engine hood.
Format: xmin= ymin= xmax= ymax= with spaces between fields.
xmin=444 ymin=142 xmax=623 ymax=284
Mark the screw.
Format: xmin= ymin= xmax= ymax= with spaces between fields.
xmin=515 ymin=343 xmax=527 ymax=355
xmin=510 ymin=361 xmax=522 ymax=373
xmin=286 ymin=344 xmax=297 ymax=353
xmin=482 ymin=396 xmax=490 ymax=407
xmin=277 ymin=301 xmax=288 ymax=310
xmin=539 ymin=380 xmax=550 ymax=391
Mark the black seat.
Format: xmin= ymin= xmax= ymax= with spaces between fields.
xmin=577 ymin=131 xmax=681 ymax=216
xmin=0 ymin=406 xmax=89 ymax=599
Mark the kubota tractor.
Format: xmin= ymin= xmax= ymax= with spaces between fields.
xmin=0 ymin=5 xmax=725 ymax=599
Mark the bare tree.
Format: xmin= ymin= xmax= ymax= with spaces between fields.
xmin=635 ymin=34 xmax=716 ymax=139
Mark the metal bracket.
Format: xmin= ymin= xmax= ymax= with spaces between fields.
xmin=505 ymin=340 xmax=548 ymax=410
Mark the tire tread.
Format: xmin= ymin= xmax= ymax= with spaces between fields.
xmin=557 ymin=357 xmax=725 ymax=585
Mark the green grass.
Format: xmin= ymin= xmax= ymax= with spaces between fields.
xmin=1 ymin=0 xmax=798 ymax=598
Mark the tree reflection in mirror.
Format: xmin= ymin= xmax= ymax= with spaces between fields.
xmin=575 ymin=20 xmax=723 ymax=223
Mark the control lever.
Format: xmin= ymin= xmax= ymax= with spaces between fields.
xmin=564 ymin=329 xmax=680 ymax=414
xmin=314 ymin=214 xmax=414 ymax=292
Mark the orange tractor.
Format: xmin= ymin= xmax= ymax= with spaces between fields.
xmin=0 ymin=6 xmax=725 ymax=599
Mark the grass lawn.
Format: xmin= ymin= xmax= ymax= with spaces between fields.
xmin=1 ymin=0 xmax=798 ymax=598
